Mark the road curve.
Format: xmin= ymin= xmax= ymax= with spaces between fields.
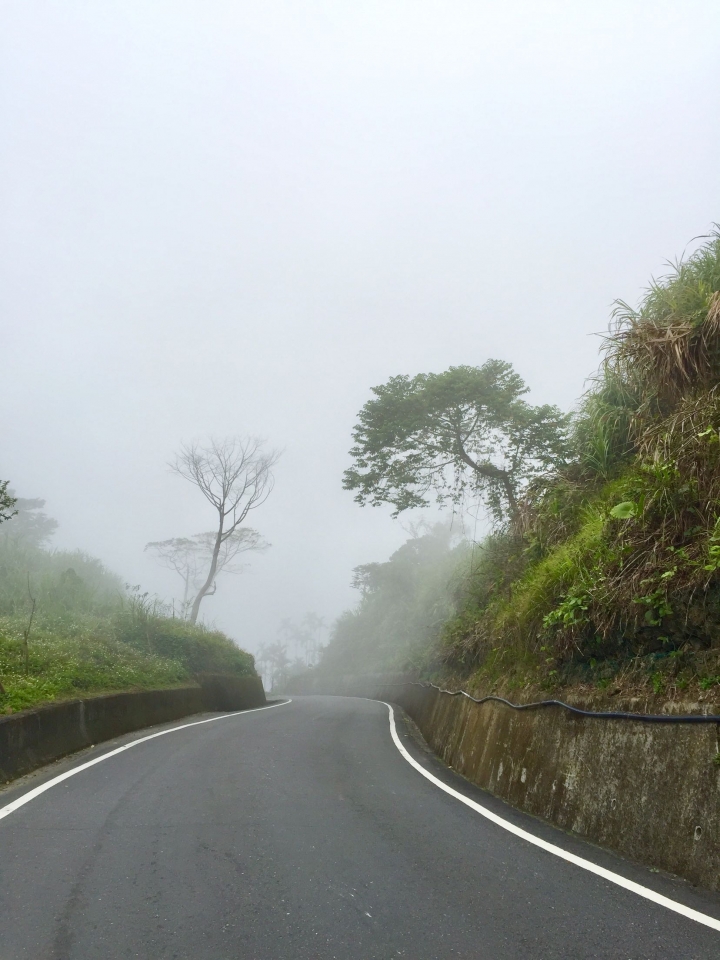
xmin=0 ymin=695 xmax=718 ymax=959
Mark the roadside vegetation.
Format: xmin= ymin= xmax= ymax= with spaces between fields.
xmin=0 ymin=496 xmax=256 ymax=714
xmin=323 ymin=227 xmax=720 ymax=703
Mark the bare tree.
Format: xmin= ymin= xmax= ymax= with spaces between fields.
xmin=145 ymin=528 xmax=267 ymax=617
xmin=145 ymin=537 xmax=203 ymax=614
xmin=170 ymin=437 xmax=279 ymax=622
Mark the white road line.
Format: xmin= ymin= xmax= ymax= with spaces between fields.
xmin=382 ymin=701 xmax=720 ymax=934
xmin=0 ymin=698 xmax=292 ymax=824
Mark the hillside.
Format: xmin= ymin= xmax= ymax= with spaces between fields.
xmin=0 ymin=498 xmax=257 ymax=714
xmin=319 ymin=229 xmax=720 ymax=704
xmin=442 ymin=230 xmax=720 ymax=699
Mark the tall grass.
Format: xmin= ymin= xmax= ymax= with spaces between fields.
xmin=606 ymin=227 xmax=720 ymax=417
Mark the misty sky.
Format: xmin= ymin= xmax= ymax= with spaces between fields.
xmin=2 ymin=1 xmax=719 ymax=655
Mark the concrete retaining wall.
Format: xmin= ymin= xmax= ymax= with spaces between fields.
xmin=287 ymin=674 xmax=720 ymax=891
xmin=0 ymin=674 xmax=266 ymax=783
xmin=195 ymin=673 xmax=267 ymax=712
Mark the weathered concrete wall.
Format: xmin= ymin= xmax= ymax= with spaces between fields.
xmin=287 ymin=674 xmax=720 ymax=891
xmin=0 ymin=674 xmax=266 ymax=783
xmin=196 ymin=673 xmax=267 ymax=712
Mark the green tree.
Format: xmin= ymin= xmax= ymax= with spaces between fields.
xmin=1 ymin=495 xmax=57 ymax=546
xmin=0 ymin=481 xmax=17 ymax=524
xmin=343 ymin=362 xmax=569 ymax=521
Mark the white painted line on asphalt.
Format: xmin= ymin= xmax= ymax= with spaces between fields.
xmin=0 ymin=699 xmax=292 ymax=824
xmin=383 ymin=701 xmax=720 ymax=934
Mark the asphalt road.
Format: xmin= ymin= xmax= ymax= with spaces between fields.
xmin=1 ymin=695 xmax=719 ymax=959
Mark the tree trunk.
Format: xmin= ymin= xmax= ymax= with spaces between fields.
xmin=500 ymin=473 xmax=519 ymax=519
xmin=455 ymin=440 xmax=519 ymax=520
xmin=189 ymin=518 xmax=224 ymax=623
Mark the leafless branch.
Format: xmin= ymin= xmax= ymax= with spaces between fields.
xmin=168 ymin=437 xmax=279 ymax=621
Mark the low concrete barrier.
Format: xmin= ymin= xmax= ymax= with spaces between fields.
xmin=286 ymin=674 xmax=720 ymax=892
xmin=0 ymin=674 xmax=266 ymax=783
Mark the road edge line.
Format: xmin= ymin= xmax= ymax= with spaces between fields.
xmin=382 ymin=700 xmax=720 ymax=934
xmin=0 ymin=698 xmax=293 ymax=824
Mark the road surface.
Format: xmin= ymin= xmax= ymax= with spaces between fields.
xmin=0 ymin=695 xmax=718 ymax=958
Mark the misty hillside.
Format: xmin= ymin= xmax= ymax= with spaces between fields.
xmin=319 ymin=523 xmax=469 ymax=677
xmin=0 ymin=497 xmax=256 ymax=714
xmin=317 ymin=229 xmax=720 ymax=703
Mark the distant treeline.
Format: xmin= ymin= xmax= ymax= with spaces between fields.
xmin=319 ymin=523 xmax=469 ymax=677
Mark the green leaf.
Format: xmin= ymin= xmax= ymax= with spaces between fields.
xmin=610 ymin=501 xmax=637 ymax=519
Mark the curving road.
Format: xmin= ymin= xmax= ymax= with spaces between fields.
xmin=0 ymin=695 xmax=719 ymax=959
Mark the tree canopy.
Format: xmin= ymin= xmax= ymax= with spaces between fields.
xmin=343 ymin=362 xmax=569 ymax=521
xmin=0 ymin=481 xmax=17 ymax=524
xmin=1 ymin=494 xmax=57 ymax=546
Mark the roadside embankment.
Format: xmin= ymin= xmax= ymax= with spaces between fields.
xmin=0 ymin=673 xmax=265 ymax=783
xmin=286 ymin=674 xmax=720 ymax=891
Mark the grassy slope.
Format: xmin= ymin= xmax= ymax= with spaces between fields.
xmin=442 ymin=496 xmax=720 ymax=703
xmin=0 ymin=617 xmax=186 ymax=713
xmin=0 ymin=509 xmax=258 ymax=714
xmin=0 ymin=610 xmax=257 ymax=715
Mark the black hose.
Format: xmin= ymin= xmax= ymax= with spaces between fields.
xmin=401 ymin=681 xmax=720 ymax=724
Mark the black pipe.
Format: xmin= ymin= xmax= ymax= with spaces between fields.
xmin=401 ymin=681 xmax=720 ymax=724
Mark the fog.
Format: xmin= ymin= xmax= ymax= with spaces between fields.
xmin=2 ymin=1 xmax=719 ymax=657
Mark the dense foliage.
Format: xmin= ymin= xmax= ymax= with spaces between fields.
xmin=0 ymin=497 xmax=122 ymax=618
xmin=343 ymin=362 xmax=569 ymax=521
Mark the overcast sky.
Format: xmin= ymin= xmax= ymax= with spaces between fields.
xmin=1 ymin=1 xmax=719 ymax=655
